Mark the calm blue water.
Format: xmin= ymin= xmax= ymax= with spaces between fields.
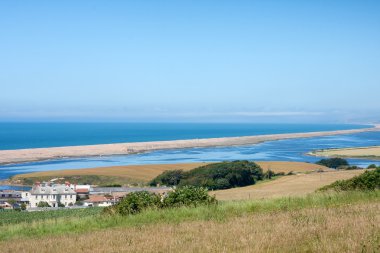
xmin=0 ymin=122 xmax=369 ymax=150
xmin=1 ymin=131 xmax=380 ymax=183
xmin=0 ymin=185 xmax=31 ymax=191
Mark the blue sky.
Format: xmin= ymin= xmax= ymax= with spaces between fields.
xmin=1 ymin=1 xmax=379 ymax=123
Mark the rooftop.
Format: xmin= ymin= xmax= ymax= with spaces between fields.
xmin=31 ymin=184 xmax=76 ymax=195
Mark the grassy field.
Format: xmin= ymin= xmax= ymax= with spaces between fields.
xmin=310 ymin=146 xmax=380 ymax=160
xmin=10 ymin=161 xmax=329 ymax=186
xmin=0 ymin=208 xmax=102 ymax=226
xmin=0 ymin=191 xmax=379 ymax=252
xmin=213 ymin=169 xmax=366 ymax=200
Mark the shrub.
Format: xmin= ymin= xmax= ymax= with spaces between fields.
xmin=163 ymin=186 xmax=217 ymax=208
xmin=37 ymin=201 xmax=51 ymax=208
xmin=337 ymin=165 xmax=362 ymax=170
xmin=105 ymin=186 xmax=217 ymax=216
xmin=112 ymin=191 xmax=162 ymax=215
xmin=20 ymin=203 xmax=27 ymax=210
xmin=316 ymin=158 xmax=349 ymax=168
xmin=149 ymin=170 xmax=185 ymax=186
xmin=320 ymin=168 xmax=380 ymax=191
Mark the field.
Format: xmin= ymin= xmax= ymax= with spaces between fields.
xmin=10 ymin=161 xmax=329 ymax=186
xmin=0 ymin=191 xmax=379 ymax=252
xmin=0 ymin=208 xmax=102 ymax=226
xmin=310 ymin=146 xmax=380 ymax=160
xmin=213 ymin=169 xmax=366 ymax=200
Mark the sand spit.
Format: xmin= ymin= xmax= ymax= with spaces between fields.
xmin=1 ymin=125 xmax=379 ymax=165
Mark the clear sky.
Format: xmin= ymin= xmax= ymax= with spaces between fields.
xmin=1 ymin=1 xmax=379 ymax=123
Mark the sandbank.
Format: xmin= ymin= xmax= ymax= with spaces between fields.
xmin=0 ymin=124 xmax=379 ymax=165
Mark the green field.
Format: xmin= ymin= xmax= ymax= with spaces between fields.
xmin=0 ymin=207 xmax=102 ymax=226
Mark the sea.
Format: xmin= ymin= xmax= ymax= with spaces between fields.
xmin=1 ymin=122 xmax=379 ymax=190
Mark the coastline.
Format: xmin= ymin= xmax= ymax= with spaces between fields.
xmin=0 ymin=124 xmax=379 ymax=165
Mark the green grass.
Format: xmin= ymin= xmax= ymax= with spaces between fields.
xmin=0 ymin=190 xmax=379 ymax=242
xmin=0 ymin=207 xmax=102 ymax=226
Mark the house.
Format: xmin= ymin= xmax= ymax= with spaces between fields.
xmin=83 ymin=195 xmax=115 ymax=207
xmin=75 ymin=188 xmax=90 ymax=200
xmin=0 ymin=190 xmax=30 ymax=206
xmin=28 ymin=182 xmax=77 ymax=208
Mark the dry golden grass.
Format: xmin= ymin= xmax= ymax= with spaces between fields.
xmin=256 ymin=161 xmax=330 ymax=173
xmin=13 ymin=161 xmax=329 ymax=183
xmin=213 ymin=170 xmax=366 ymax=200
xmin=12 ymin=163 xmax=208 ymax=182
xmin=1 ymin=201 xmax=379 ymax=253
xmin=311 ymin=146 xmax=380 ymax=159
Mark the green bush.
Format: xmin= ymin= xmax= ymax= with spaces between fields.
xmin=367 ymin=164 xmax=378 ymax=169
xmin=320 ymin=168 xmax=380 ymax=191
xmin=20 ymin=203 xmax=27 ymax=211
xmin=111 ymin=191 xmax=162 ymax=215
xmin=316 ymin=158 xmax=349 ymax=168
xmin=37 ymin=201 xmax=51 ymax=208
xmin=105 ymin=186 xmax=217 ymax=216
xmin=163 ymin=186 xmax=216 ymax=208
xmin=337 ymin=165 xmax=362 ymax=170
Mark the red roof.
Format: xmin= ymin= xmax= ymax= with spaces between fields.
xmin=84 ymin=195 xmax=110 ymax=203
xmin=75 ymin=189 xmax=89 ymax=193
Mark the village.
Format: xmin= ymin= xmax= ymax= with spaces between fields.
xmin=0 ymin=181 xmax=172 ymax=211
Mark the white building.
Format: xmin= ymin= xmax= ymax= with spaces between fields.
xmin=28 ymin=182 xmax=77 ymax=208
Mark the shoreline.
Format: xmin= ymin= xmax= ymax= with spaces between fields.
xmin=1 ymin=124 xmax=379 ymax=165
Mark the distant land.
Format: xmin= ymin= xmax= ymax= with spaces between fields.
xmin=0 ymin=124 xmax=379 ymax=165
xmin=310 ymin=146 xmax=380 ymax=160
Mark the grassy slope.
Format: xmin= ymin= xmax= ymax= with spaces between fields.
xmin=213 ymin=169 xmax=366 ymax=200
xmin=11 ymin=161 xmax=329 ymax=186
xmin=0 ymin=191 xmax=379 ymax=252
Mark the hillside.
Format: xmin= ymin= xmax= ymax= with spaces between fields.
xmin=10 ymin=161 xmax=329 ymax=186
xmin=0 ymin=191 xmax=379 ymax=252
xmin=213 ymin=170 xmax=365 ymax=200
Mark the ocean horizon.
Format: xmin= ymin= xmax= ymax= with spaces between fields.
xmin=0 ymin=122 xmax=370 ymax=150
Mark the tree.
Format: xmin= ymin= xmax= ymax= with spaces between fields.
xmin=367 ymin=164 xmax=378 ymax=169
xmin=316 ymin=158 xmax=349 ymax=169
xmin=7 ymin=199 xmax=16 ymax=205
xmin=264 ymin=169 xmax=275 ymax=179
xmin=149 ymin=170 xmax=185 ymax=186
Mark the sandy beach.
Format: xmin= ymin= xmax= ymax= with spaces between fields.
xmin=0 ymin=124 xmax=379 ymax=165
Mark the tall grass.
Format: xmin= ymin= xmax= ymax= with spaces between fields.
xmin=1 ymin=190 xmax=379 ymax=241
